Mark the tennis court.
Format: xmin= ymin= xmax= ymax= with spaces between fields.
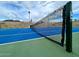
xmin=0 ymin=30 xmax=79 ymax=56
xmin=0 ymin=1 xmax=79 ymax=57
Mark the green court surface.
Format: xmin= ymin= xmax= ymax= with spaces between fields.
xmin=0 ymin=32 xmax=79 ymax=57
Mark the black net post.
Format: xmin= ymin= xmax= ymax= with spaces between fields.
xmin=64 ymin=1 xmax=72 ymax=52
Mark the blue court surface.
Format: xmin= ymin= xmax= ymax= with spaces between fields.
xmin=0 ymin=27 xmax=79 ymax=44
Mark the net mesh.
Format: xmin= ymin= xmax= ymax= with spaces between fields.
xmin=30 ymin=7 xmax=65 ymax=46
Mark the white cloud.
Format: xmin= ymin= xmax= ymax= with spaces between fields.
xmin=0 ymin=1 xmax=79 ymax=22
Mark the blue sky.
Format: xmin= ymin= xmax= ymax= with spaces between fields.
xmin=0 ymin=1 xmax=79 ymax=22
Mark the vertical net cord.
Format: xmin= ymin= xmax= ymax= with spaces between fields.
xmin=61 ymin=7 xmax=66 ymax=47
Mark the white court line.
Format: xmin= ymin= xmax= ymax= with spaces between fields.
xmin=0 ymin=34 xmax=60 ymax=45
xmin=0 ymin=37 xmax=44 ymax=45
xmin=0 ymin=31 xmax=78 ymax=45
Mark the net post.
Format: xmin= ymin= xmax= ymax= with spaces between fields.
xmin=64 ymin=1 xmax=72 ymax=52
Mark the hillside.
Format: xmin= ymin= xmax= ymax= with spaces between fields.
xmin=0 ymin=21 xmax=32 ymax=28
xmin=32 ymin=21 xmax=79 ymax=27
xmin=0 ymin=21 xmax=79 ymax=28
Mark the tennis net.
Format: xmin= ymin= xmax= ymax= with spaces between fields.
xmin=30 ymin=1 xmax=72 ymax=46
